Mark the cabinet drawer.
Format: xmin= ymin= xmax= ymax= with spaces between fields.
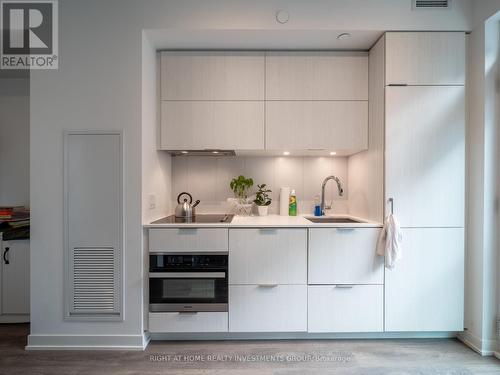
xmin=229 ymin=285 xmax=307 ymax=332
xmin=229 ymin=228 xmax=307 ymax=284
xmin=308 ymin=285 xmax=383 ymax=333
xmin=149 ymin=228 xmax=228 ymax=252
xmin=308 ymin=228 xmax=383 ymax=285
xmin=149 ymin=312 xmax=228 ymax=333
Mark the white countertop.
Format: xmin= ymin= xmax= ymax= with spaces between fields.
xmin=144 ymin=214 xmax=382 ymax=228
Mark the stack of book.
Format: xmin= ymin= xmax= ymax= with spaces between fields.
xmin=0 ymin=206 xmax=30 ymax=232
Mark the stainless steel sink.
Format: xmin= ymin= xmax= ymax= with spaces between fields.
xmin=305 ymin=217 xmax=363 ymax=224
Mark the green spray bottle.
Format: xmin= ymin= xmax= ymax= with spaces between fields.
xmin=289 ymin=189 xmax=297 ymax=216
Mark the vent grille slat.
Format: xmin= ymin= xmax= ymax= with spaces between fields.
xmin=413 ymin=0 xmax=450 ymax=9
xmin=71 ymin=247 xmax=116 ymax=314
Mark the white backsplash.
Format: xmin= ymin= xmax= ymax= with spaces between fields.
xmin=171 ymin=156 xmax=349 ymax=216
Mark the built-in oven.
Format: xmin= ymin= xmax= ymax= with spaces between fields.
xmin=149 ymin=253 xmax=228 ymax=312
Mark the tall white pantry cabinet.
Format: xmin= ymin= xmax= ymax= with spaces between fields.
xmin=380 ymin=32 xmax=466 ymax=332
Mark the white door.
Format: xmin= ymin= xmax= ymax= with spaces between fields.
xmin=385 ymin=228 xmax=464 ymax=332
xmin=2 ymin=240 xmax=30 ymax=315
xmin=385 ymin=32 xmax=465 ymax=86
xmin=385 ymin=86 xmax=465 ymax=227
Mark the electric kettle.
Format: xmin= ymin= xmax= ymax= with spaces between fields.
xmin=175 ymin=192 xmax=200 ymax=218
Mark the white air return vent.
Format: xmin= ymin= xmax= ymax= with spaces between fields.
xmin=413 ymin=0 xmax=451 ymax=9
xmin=70 ymin=247 xmax=119 ymax=316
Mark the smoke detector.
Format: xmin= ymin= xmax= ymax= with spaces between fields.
xmin=276 ymin=10 xmax=289 ymax=24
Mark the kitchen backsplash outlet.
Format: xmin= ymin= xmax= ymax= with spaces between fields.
xmin=171 ymin=156 xmax=349 ymax=215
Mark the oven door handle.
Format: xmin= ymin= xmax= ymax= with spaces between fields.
xmin=149 ymin=272 xmax=226 ymax=278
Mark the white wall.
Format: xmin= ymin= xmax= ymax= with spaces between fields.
xmin=460 ymin=0 xmax=500 ymax=356
xmin=0 ymin=77 xmax=29 ymax=207
xmin=28 ymin=0 xmax=473 ymax=348
xmin=141 ymin=32 xmax=172 ymax=334
xmin=141 ymin=33 xmax=171 ymax=225
xmin=348 ymin=35 xmax=385 ymax=223
xmin=171 ymin=156 xmax=348 ymax=216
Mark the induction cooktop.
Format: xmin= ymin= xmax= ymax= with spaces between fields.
xmin=151 ymin=214 xmax=234 ymax=224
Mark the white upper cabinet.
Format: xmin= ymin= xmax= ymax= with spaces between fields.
xmin=266 ymin=101 xmax=368 ymax=152
xmin=385 ymin=32 xmax=466 ymax=86
xmin=385 ymin=86 xmax=465 ymax=227
xmin=160 ymin=51 xmax=265 ymax=150
xmin=160 ymin=101 xmax=264 ymax=150
xmin=159 ymin=51 xmax=368 ymax=152
xmin=265 ymin=52 xmax=368 ymax=153
xmin=160 ymin=51 xmax=265 ymax=100
xmin=266 ymin=52 xmax=368 ymax=100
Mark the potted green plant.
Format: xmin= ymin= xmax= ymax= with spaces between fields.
xmin=230 ymin=175 xmax=254 ymax=215
xmin=253 ymin=184 xmax=272 ymax=216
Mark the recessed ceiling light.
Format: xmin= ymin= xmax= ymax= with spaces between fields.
xmin=336 ymin=32 xmax=351 ymax=40
xmin=181 ymin=151 xmax=188 ymax=154
xmin=330 ymin=151 xmax=337 ymax=156
xmin=212 ymin=151 xmax=219 ymax=154
xmin=283 ymin=151 xmax=290 ymax=156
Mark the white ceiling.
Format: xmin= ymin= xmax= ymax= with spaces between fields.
xmin=147 ymin=29 xmax=384 ymax=51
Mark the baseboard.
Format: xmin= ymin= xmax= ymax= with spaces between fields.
xmin=26 ymin=333 xmax=148 ymax=351
xmin=150 ymin=331 xmax=458 ymax=341
xmin=457 ymin=331 xmax=497 ymax=356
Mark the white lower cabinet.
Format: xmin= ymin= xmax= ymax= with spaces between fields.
xmin=1 ymin=239 xmax=30 ymax=318
xmin=308 ymin=228 xmax=383 ymax=285
xmin=385 ymin=228 xmax=464 ymax=332
xmin=149 ymin=312 xmax=228 ymax=333
xmin=308 ymin=285 xmax=383 ymax=333
xmin=229 ymin=228 xmax=307 ymax=284
xmin=149 ymin=228 xmax=228 ymax=252
xmin=229 ymin=285 xmax=307 ymax=332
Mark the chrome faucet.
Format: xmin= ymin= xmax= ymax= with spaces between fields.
xmin=320 ymin=175 xmax=344 ymax=215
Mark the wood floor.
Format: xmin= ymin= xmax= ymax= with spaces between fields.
xmin=0 ymin=324 xmax=499 ymax=375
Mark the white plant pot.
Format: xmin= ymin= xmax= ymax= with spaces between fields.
xmin=257 ymin=205 xmax=269 ymax=216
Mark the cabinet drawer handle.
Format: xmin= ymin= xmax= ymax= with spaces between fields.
xmin=336 ymin=228 xmax=355 ymax=232
xmin=178 ymin=311 xmax=198 ymax=315
xmin=3 ymin=247 xmax=9 ymax=265
xmin=258 ymin=284 xmax=278 ymax=288
xmin=178 ymin=228 xmax=198 ymax=234
xmin=335 ymin=284 xmax=354 ymax=289
xmin=259 ymin=228 xmax=278 ymax=234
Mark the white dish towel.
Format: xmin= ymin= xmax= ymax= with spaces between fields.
xmin=376 ymin=214 xmax=403 ymax=269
